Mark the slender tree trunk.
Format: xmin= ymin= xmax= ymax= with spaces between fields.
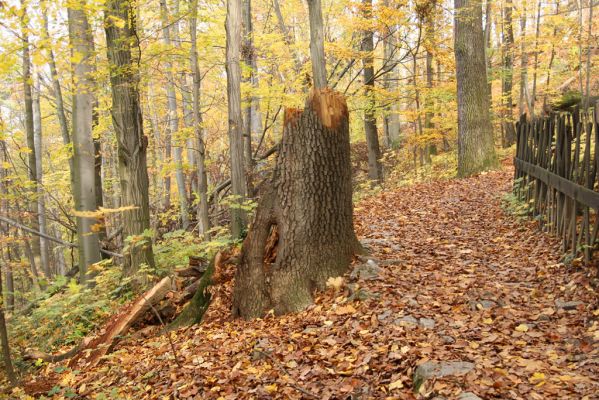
xmin=20 ymin=0 xmax=42 ymax=272
xmin=454 ymin=0 xmax=498 ymax=177
xmin=361 ymin=0 xmax=382 ymax=182
xmin=159 ymin=0 xmax=189 ymax=230
xmin=484 ymin=0 xmax=493 ymax=102
xmin=424 ymin=5 xmax=437 ymax=159
xmin=190 ymin=0 xmax=210 ymax=237
xmin=226 ymin=0 xmax=247 ymax=238
xmin=32 ymin=76 xmax=51 ymax=277
xmin=307 ymin=0 xmax=327 ymax=88
xmin=424 ymin=49 xmax=435 ymax=158
xmin=104 ymin=0 xmax=156 ymax=274
xmin=68 ymin=2 xmax=103 ymax=284
xmin=232 ymin=89 xmax=361 ymax=318
xmin=501 ymin=0 xmax=516 ymax=146
xmin=518 ymin=0 xmax=530 ymax=116
xmin=530 ymin=0 xmax=541 ymax=118
xmin=0 ymin=265 xmax=17 ymax=386
xmin=242 ymin=0 xmax=255 ymax=193
xmin=383 ymin=0 xmax=400 ymax=148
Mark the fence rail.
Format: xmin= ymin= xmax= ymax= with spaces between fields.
xmin=514 ymin=103 xmax=599 ymax=262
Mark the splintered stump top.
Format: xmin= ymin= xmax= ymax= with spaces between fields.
xmin=284 ymin=88 xmax=349 ymax=131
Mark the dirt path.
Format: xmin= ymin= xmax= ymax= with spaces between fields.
xmin=30 ymin=168 xmax=598 ymax=399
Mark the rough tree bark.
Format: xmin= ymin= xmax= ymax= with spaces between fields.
xmin=104 ymin=0 xmax=156 ymax=273
xmin=189 ymin=0 xmax=210 ymax=237
xmin=226 ymin=0 xmax=248 ymax=238
xmin=454 ymin=0 xmax=498 ymax=177
xmin=361 ymin=0 xmax=383 ymax=182
xmin=307 ymin=0 xmax=327 ymax=88
xmin=232 ymin=89 xmax=361 ymax=318
xmin=68 ymin=2 xmax=103 ymax=283
xmin=501 ymin=0 xmax=516 ymax=147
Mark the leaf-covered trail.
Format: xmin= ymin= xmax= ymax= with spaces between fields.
xmin=32 ymin=167 xmax=598 ymax=399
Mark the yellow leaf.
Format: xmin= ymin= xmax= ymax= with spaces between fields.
xmin=334 ymin=304 xmax=356 ymax=315
xmin=326 ymin=276 xmax=344 ymax=291
xmin=515 ymin=324 xmax=529 ymax=332
xmin=529 ymin=372 xmax=546 ymax=386
xmin=389 ymin=379 xmax=404 ymax=390
xmin=483 ymin=318 xmax=493 ymax=324
xmin=264 ymin=384 xmax=278 ymax=393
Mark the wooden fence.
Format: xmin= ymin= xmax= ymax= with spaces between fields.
xmin=514 ymin=104 xmax=599 ymax=262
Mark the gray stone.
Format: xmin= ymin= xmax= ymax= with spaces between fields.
xmin=413 ymin=361 xmax=475 ymax=392
xmin=457 ymin=393 xmax=482 ymax=400
xmin=441 ymin=335 xmax=455 ymax=344
xmin=350 ymin=260 xmax=382 ymax=281
xmin=377 ymin=310 xmax=392 ymax=321
xmin=394 ymin=315 xmax=419 ymax=327
xmin=555 ymin=299 xmax=583 ymax=311
xmin=419 ymin=318 xmax=436 ymax=329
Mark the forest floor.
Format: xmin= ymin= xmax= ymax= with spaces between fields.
xmin=23 ymin=163 xmax=599 ymax=399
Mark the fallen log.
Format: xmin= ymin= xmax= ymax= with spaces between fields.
xmin=68 ymin=276 xmax=173 ymax=367
xmin=25 ymin=277 xmax=173 ymax=366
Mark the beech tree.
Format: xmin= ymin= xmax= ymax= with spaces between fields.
xmin=104 ymin=0 xmax=155 ymax=273
xmin=68 ymin=0 xmax=102 ymax=282
xmin=454 ymin=0 xmax=497 ymax=177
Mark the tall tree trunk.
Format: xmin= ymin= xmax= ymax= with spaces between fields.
xmin=159 ymin=0 xmax=190 ymax=230
xmin=382 ymin=0 xmax=401 ymax=148
xmin=425 ymin=49 xmax=435 ymax=158
xmin=424 ymin=4 xmax=437 ymax=159
xmin=454 ymin=0 xmax=497 ymax=177
xmin=232 ymin=89 xmax=361 ymax=318
xmin=104 ymin=0 xmax=156 ymax=274
xmin=518 ymin=0 xmax=530 ymax=116
xmin=484 ymin=0 xmax=493 ymax=103
xmin=0 ymin=264 xmax=17 ymax=386
xmin=190 ymin=0 xmax=210 ymax=237
xmin=242 ymin=0 xmax=254 ymax=193
xmin=68 ymin=2 xmax=103 ymax=284
xmin=20 ymin=0 xmax=42 ymax=274
xmin=530 ymin=0 xmax=541 ymax=118
xmin=32 ymin=76 xmax=51 ymax=277
xmin=501 ymin=0 xmax=515 ymax=147
xmin=361 ymin=0 xmax=382 ymax=182
xmin=307 ymin=0 xmax=327 ymax=88
xmin=226 ymin=0 xmax=248 ymax=238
